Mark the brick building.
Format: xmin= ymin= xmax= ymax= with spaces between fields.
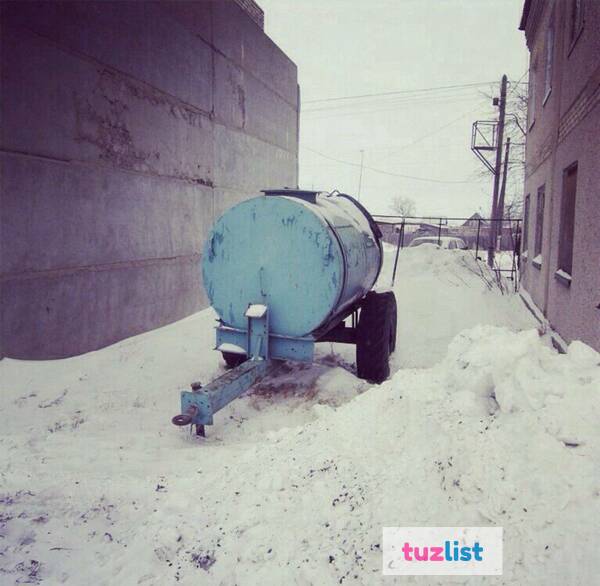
xmin=519 ymin=0 xmax=600 ymax=351
xmin=1 ymin=1 xmax=299 ymax=359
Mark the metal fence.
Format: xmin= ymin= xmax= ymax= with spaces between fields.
xmin=374 ymin=215 xmax=522 ymax=291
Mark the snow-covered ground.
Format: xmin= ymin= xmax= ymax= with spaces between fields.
xmin=1 ymin=246 xmax=599 ymax=585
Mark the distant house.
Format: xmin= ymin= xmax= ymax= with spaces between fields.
xmin=415 ymin=222 xmax=447 ymax=236
xmin=455 ymin=214 xmax=491 ymax=251
xmin=376 ymin=221 xmax=426 ymax=246
xmin=519 ymin=0 xmax=600 ymax=352
xmin=461 ymin=213 xmax=487 ymax=228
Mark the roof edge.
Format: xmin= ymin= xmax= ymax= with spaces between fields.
xmin=519 ymin=0 xmax=532 ymax=30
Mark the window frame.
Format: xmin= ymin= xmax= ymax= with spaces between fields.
xmin=556 ymin=162 xmax=578 ymax=280
xmin=522 ymin=194 xmax=531 ymax=255
xmin=534 ymin=185 xmax=545 ymax=261
xmin=543 ymin=16 xmax=554 ymax=105
xmin=528 ymin=61 xmax=537 ymax=130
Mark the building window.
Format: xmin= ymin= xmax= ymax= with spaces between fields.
xmin=528 ymin=63 xmax=536 ymax=129
xmin=543 ymin=17 xmax=554 ymax=103
xmin=522 ymin=194 xmax=530 ymax=253
xmin=534 ymin=186 xmax=545 ymax=260
xmin=558 ymin=163 xmax=578 ymax=277
xmin=569 ymin=0 xmax=585 ymax=49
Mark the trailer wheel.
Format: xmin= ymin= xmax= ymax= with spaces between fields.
xmin=356 ymin=291 xmax=396 ymax=383
xmin=389 ymin=294 xmax=397 ymax=353
xmin=222 ymin=351 xmax=247 ymax=369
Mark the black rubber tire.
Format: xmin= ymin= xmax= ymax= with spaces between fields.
xmin=388 ymin=294 xmax=397 ymax=353
xmin=356 ymin=291 xmax=397 ymax=383
xmin=222 ymin=351 xmax=247 ymax=369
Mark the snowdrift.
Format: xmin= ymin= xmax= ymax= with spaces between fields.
xmin=1 ymin=247 xmax=598 ymax=584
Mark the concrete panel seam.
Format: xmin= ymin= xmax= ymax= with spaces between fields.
xmin=212 ymin=120 xmax=298 ymax=156
xmin=1 ymin=134 xmax=294 ymax=186
xmin=4 ymin=25 xmax=297 ymax=162
xmin=0 ymin=148 xmax=72 ymax=166
xmin=0 ymin=148 xmax=216 ymax=188
xmin=156 ymin=5 xmax=298 ymax=111
xmin=212 ymin=45 xmax=298 ymax=110
xmin=8 ymin=22 xmax=214 ymax=120
xmin=1 ymin=254 xmax=201 ymax=283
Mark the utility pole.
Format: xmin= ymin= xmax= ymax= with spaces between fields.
xmin=357 ymin=149 xmax=364 ymax=202
xmin=488 ymin=74 xmax=507 ymax=268
xmin=497 ymin=137 xmax=511 ymax=250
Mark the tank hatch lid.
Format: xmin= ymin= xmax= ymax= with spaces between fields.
xmin=262 ymin=188 xmax=319 ymax=203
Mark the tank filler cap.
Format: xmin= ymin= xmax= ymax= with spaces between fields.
xmin=262 ymin=188 xmax=319 ymax=203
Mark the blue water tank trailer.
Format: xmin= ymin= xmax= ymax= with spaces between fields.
xmin=172 ymin=189 xmax=397 ymax=436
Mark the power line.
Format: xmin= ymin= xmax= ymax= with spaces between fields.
xmin=303 ymin=93 xmax=486 ymax=117
xmin=303 ymin=86 xmax=489 ymax=113
xmin=373 ymin=104 xmax=485 ymax=162
xmin=302 ymin=103 xmax=484 ymax=164
xmin=301 ymin=146 xmax=473 ymax=184
xmin=303 ymin=81 xmax=497 ymax=104
xmin=507 ymin=69 xmax=529 ymax=96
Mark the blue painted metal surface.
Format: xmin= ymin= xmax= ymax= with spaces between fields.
xmin=216 ymin=324 xmax=315 ymax=362
xmin=177 ymin=304 xmax=273 ymax=428
xmin=180 ymin=359 xmax=270 ymax=425
xmin=202 ymin=191 xmax=382 ymax=338
xmin=174 ymin=191 xmax=384 ymax=435
xmin=245 ymin=303 xmax=269 ymax=359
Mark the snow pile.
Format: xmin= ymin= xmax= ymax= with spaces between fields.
xmin=381 ymin=245 xmax=532 ymax=368
xmin=164 ymin=327 xmax=597 ymax=585
xmin=1 ymin=247 xmax=599 ymax=584
xmin=446 ymin=326 xmax=599 ymax=419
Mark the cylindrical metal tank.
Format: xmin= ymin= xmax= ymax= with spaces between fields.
xmin=202 ymin=191 xmax=382 ymax=338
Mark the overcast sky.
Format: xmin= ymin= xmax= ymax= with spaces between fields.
xmin=259 ymin=0 xmax=528 ymax=218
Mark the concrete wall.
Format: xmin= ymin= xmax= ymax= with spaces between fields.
xmin=519 ymin=0 xmax=600 ymax=352
xmin=0 ymin=1 xmax=299 ymax=359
